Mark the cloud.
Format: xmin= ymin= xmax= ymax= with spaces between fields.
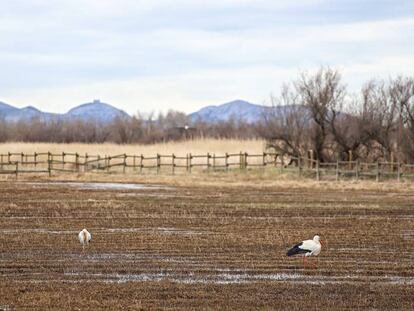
xmin=0 ymin=1 xmax=413 ymax=113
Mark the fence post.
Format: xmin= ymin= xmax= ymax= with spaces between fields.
xmin=207 ymin=152 xmax=210 ymax=172
xmin=225 ymin=153 xmax=229 ymax=172
xmin=376 ymin=162 xmax=380 ymax=182
xmin=34 ymin=152 xmax=37 ymax=168
xmin=123 ymin=154 xmax=127 ymax=174
xmin=316 ymin=159 xmax=320 ymax=181
xmin=8 ymin=152 xmax=11 ymax=163
xmin=298 ymin=156 xmax=302 ymax=177
xmin=157 ymin=154 xmax=160 ymax=174
xmin=85 ymin=153 xmax=88 ymax=172
xmin=62 ymin=152 xmax=65 ymax=170
xmin=188 ymin=153 xmax=192 ymax=174
xmin=107 ymin=156 xmax=111 ymax=173
xmin=48 ymin=152 xmax=51 ymax=177
xmin=244 ymin=152 xmax=248 ymax=170
xmin=75 ymin=153 xmax=79 ymax=172
xmin=0 ymin=154 xmax=3 ymax=170
xmin=336 ymin=160 xmax=339 ymax=181
xmin=15 ymin=162 xmax=18 ymax=178
xmin=172 ymin=153 xmax=175 ymax=175
xmin=397 ymin=161 xmax=401 ymax=182
xmin=355 ymin=159 xmax=359 ymax=181
xmin=140 ymin=155 xmax=143 ymax=174
xmin=309 ymin=150 xmax=313 ymax=169
xmin=21 ymin=152 xmax=24 ymax=165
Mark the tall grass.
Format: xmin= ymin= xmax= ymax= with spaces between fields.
xmin=0 ymin=138 xmax=266 ymax=157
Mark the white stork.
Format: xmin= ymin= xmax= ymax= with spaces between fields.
xmin=78 ymin=228 xmax=92 ymax=253
xmin=287 ymin=235 xmax=322 ymax=268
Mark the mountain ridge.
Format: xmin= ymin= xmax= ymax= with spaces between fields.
xmin=0 ymin=100 xmax=130 ymax=123
xmin=0 ymin=99 xmax=281 ymax=124
xmin=189 ymin=99 xmax=271 ymax=123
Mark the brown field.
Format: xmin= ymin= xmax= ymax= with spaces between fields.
xmin=1 ymin=178 xmax=414 ymax=310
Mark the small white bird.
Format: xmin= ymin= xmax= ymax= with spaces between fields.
xmin=287 ymin=235 xmax=323 ymax=268
xmin=78 ymin=229 xmax=92 ymax=253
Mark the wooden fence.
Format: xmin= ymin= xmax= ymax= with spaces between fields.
xmin=1 ymin=151 xmax=414 ymax=181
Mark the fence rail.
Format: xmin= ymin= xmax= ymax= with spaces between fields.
xmin=1 ymin=151 xmax=414 ymax=181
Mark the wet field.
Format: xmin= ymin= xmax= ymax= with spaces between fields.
xmin=1 ymin=181 xmax=414 ymax=310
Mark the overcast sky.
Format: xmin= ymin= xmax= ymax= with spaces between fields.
xmin=1 ymin=0 xmax=413 ymax=115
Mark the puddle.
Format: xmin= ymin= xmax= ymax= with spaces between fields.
xmin=22 ymin=182 xmax=170 ymax=190
xmin=4 ymin=265 xmax=414 ymax=285
xmin=0 ymin=229 xmax=75 ymax=234
xmin=60 ymin=271 xmax=414 ymax=285
xmin=63 ymin=271 xmax=307 ymax=284
xmin=389 ymin=277 xmax=414 ymax=285
xmin=106 ymin=228 xmax=147 ymax=233
xmin=116 ymin=193 xmax=182 ymax=198
xmin=156 ymin=227 xmax=205 ymax=235
xmin=107 ymin=227 xmax=207 ymax=235
xmin=0 ymin=227 xmax=206 ymax=236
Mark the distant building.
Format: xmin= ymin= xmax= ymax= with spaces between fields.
xmin=168 ymin=125 xmax=196 ymax=140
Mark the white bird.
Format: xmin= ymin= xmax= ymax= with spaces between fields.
xmin=286 ymin=235 xmax=323 ymax=268
xmin=78 ymin=229 xmax=92 ymax=253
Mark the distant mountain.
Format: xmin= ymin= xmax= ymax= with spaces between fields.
xmin=0 ymin=102 xmax=55 ymax=122
xmin=189 ymin=100 xmax=271 ymax=123
xmin=0 ymin=101 xmax=21 ymax=121
xmin=0 ymin=100 xmax=130 ymax=123
xmin=0 ymin=98 xmax=305 ymax=125
xmin=65 ymin=100 xmax=130 ymax=123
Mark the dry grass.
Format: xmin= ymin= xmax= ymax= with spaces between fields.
xmin=0 ymin=138 xmax=265 ymax=157
xmin=12 ymin=167 xmax=414 ymax=192
xmin=1 ymin=180 xmax=414 ymax=310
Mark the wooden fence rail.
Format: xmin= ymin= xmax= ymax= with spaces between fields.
xmin=1 ymin=151 xmax=414 ymax=181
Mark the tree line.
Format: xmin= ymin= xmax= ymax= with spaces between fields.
xmin=0 ymin=109 xmax=258 ymax=144
xmin=0 ymin=67 xmax=413 ymax=162
xmin=258 ymin=68 xmax=414 ymax=163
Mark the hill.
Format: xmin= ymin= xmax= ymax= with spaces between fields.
xmin=189 ymin=100 xmax=270 ymax=123
xmin=0 ymin=100 xmax=130 ymax=123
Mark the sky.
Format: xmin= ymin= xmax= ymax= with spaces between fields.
xmin=0 ymin=0 xmax=413 ymax=115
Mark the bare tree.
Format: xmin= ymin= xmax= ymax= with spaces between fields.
xmin=392 ymin=76 xmax=414 ymax=161
xmin=294 ymin=67 xmax=346 ymax=161
xmin=327 ymin=96 xmax=370 ymax=161
xmin=360 ymin=79 xmax=399 ymax=161
xmin=259 ymin=86 xmax=311 ymax=157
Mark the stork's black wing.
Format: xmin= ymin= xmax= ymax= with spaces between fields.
xmin=286 ymin=242 xmax=311 ymax=256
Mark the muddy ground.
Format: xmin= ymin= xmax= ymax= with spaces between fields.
xmin=0 ymin=181 xmax=413 ymax=310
